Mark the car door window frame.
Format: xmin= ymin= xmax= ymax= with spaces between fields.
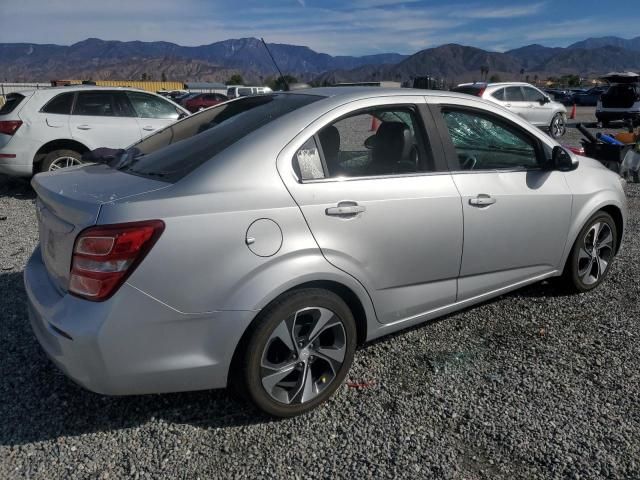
xmin=428 ymin=104 xmax=548 ymax=173
xmin=292 ymin=103 xmax=447 ymax=183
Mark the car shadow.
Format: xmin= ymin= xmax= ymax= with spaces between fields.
xmin=0 ymin=175 xmax=35 ymax=200
xmin=0 ymin=271 xmax=272 ymax=447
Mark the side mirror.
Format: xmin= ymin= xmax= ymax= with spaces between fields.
xmin=551 ymin=145 xmax=579 ymax=171
xmin=540 ymin=96 xmax=550 ymax=105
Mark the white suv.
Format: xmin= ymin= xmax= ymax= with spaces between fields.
xmin=0 ymin=86 xmax=189 ymax=176
xmin=453 ymin=82 xmax=567 ymax=138
xmin=596 ymin=72 xmax=640 ymax=126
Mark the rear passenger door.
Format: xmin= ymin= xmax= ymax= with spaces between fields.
xmin=503 ymin=86 xmax=532 ymax=120
xmin=126 ymin=91 xmax=182 ymax=136
xmin=280 ymin=97 xmax=463 ymax=325
xmin=69 ymin=91 xmax=142 ymax=149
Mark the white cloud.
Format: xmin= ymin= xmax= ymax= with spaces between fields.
xmin=457 ymin=2 xmax=546 ymax=19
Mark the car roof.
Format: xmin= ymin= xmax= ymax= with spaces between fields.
xmin=288 ymin=86 xmax=474 ymax=102
xmin=17 ymin=85 xmax=157 ymax=97
xmin=456 ymin=82 xmax=535 ymax=88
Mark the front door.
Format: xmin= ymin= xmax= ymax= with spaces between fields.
xmin=126 ymin=91 xmax=182 ymax=137
xmin=281 ymin=99 xmax=463 ymax=324
xmin=522 ymin=86 xmax=553 ymax=126
xmin=434 ymin=105 xmax=572 ymax=300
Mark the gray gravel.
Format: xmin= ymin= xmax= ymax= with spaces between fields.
xmin=1 ymin=133 xmax=640 ymax=478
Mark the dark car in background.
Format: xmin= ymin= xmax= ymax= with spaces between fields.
xmin=543 ymin=88 xmax=574 ymax=106
xmin=183 ymin=93 xmax=229 ymax=112
xmin=573 ymin=86 xmax=608 ymax=106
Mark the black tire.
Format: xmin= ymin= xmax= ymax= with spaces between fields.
xmin=237 ymin=288 xmax=357 ymax=417
xmin=40 ymin=149 xmax=83 ymax=173
xmin=561 ymin=211 xmax=617 ymax=293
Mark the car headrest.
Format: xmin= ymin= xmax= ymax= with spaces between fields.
xmin=372 ymin=122 xmax=413 ymax=169
xmin=318 ymin=125 xmax=341 ymax=173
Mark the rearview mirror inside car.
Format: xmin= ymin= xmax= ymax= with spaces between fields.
xmin=552 ymin=145 xmax=579 ymax=171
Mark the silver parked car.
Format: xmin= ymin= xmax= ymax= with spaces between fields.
xmin=453 ymin=82 xmax=568 ymax=139
xmin=25 ymin=88 xmax=626 ymax=417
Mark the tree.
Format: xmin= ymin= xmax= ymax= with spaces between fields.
xmin=161 ymin=72 xmax=167 ymax=82
xmin=226 ymin=74 xmax=244 ymax=85
xmin=140 ymin=72 xmax=149 ymax=81
xmin=519 ymin=68 xmax=525 ymax=80
xmin=525 ymin=74 xmax=530 ymax=83
xmin=268 ymin=74 xmax=298 ymax=91
xmin=489 ymin=74 xmax=502 ymax=83
xmin=534 ymin=74 xmax=539 ymax=86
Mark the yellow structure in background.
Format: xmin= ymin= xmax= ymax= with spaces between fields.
xmin=51 ymin=80 xmax=184 ymax=92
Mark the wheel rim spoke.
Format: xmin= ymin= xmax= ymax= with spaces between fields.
xmin=261 ymin=362 xmax=297 ymax=395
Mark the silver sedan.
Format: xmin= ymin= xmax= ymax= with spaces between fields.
xmin=25 ymin=88 xmax=627 ymax=417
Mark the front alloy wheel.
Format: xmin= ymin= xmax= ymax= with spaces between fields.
xmin=563 ymin=212 xmax=617 ymax=292
xmin=239 ymin=289 xmax=356 ymax=417
xmin=549 ymin=113 xmax=566 ymax=138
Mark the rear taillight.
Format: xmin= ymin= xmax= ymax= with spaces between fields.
xmin=69 ymin=220 xmax=164 ymax=301
xmin=0 ymin=120 xmax=23 ymax=135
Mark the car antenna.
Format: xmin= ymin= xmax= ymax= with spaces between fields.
xmin=261 ymin=37 xmax=289 ymax=91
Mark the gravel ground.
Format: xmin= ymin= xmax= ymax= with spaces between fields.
xmin=1 ymin=116 xmax=639 ymax=478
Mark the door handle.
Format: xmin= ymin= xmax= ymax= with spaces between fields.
xmin=326 ymin=201 xmax=366 ymax=216
xmin=142 ymin=126 xmax=155 ymax=131
xmin=504 ymin=103 xmax=512 ymax=107
xmin=76 ymin=125 xmax=91 ymax=130
xmin=469 ymin=194 xmax=496 ymax=207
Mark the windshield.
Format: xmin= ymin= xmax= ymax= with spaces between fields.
xmin=119 ymin=94 xmax=322 ymax=182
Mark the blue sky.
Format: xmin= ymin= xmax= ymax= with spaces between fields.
xmin=1 ymin=0 xmax=639 ymax=55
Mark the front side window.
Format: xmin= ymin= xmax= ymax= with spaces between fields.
xmin=73 ymin=91 xmax=132 ymax=117
xmin=442 ymin=109 xmax=539 ymax=170
xmin=42 ymin=92 xmax=74 ymax=114
xmin=522 ymin=87 xmax=545 ymax=102
xmin=298 ymin=106 xmax=431 ymax=180
xmin=504 ymin=87 xmax=525 ymax=102
xmin=127 ymin=92 xmax=179 ymax=119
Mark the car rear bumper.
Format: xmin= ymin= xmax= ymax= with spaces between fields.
xmin=24 ymin=246 xmax=255 ymax=395
xmin=0 ymin=154 xmax=33 ymax=176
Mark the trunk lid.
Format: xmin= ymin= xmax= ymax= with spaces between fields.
xmin=32 ymin=164 xmax=171 ymax=292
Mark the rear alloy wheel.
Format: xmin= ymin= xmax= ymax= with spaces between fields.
xmin=562 ymin=212 xmax=617 ymax=293
xmin=239 ymin=289 xmax=357 ymax=417
xmin=41 ymin=149 xmax=83 ymax=172
xmin=549 ymin=113 xmax=566 ymax=138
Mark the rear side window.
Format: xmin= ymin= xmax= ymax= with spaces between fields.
xmin=295 ymin=106 xmax=433 ymax=181
xmin=42 ymin=92 xmax=74 ymax=114
xmin=0 ymin=94 xmax=25 ymax=115
xmin=119 ymin=94 xmax=322 ymax=182
xmin=127 ymin=92 xmax=179 ymax=119
xmin=294 ymin=137 xmax=325 ymax=181
xmin=73 ymin=91 xmax=133 ymax=117
xmin=238 ymin=88 xmax=252 ymax=96
xmin=491 ymin=88 xmax=505 ymax=101
xmin=505 ymin=87 xmax=525 ymax=102
xmin=453 ymin=85 xmax=484 ymax=96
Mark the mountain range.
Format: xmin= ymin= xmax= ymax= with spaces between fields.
xmin=1 ymin=36 xmax=639 ymax=85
